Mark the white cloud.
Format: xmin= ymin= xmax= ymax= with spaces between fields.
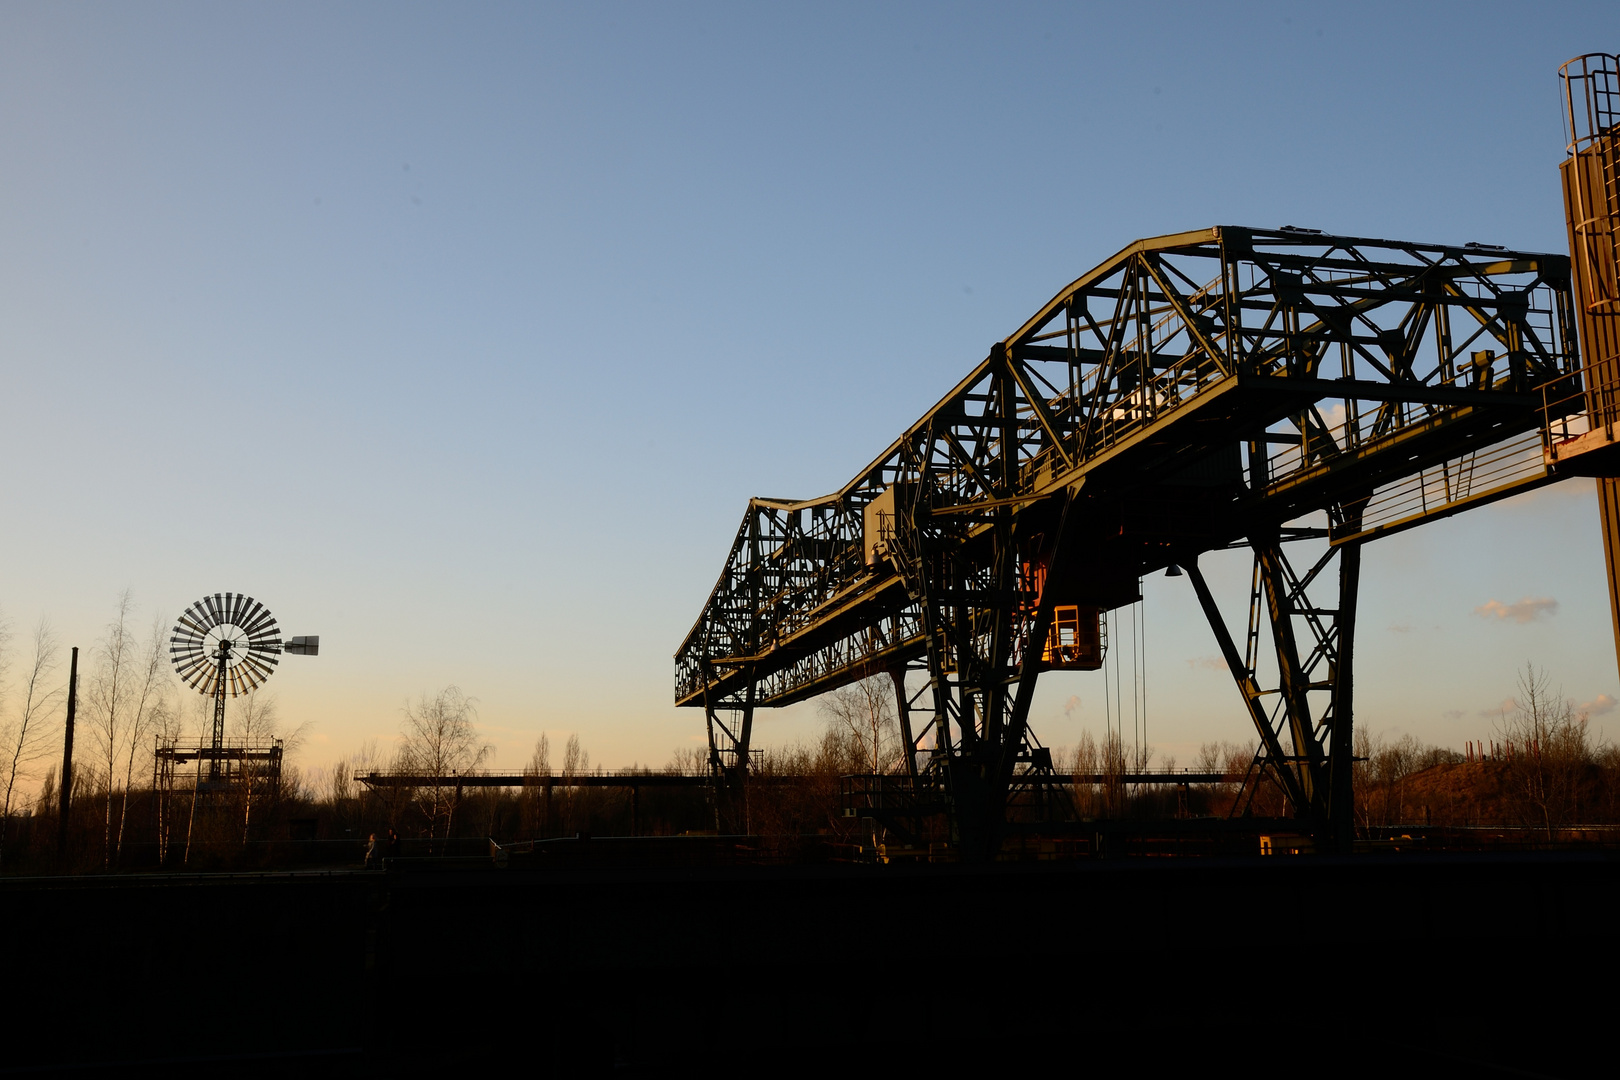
xmin=1473 ymin=596 xmax=1558 ymax=624
xmin=1388 ymin=622 xmax=1414 ymax=634
xmin=1579 ymin=694 xmax=1617 ymax=717
xmin=1186 ymin=655 xmax=1228 ymax=672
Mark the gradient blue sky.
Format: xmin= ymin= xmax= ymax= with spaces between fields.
xmin=4 ymin=2 xmax=1619 ymax=776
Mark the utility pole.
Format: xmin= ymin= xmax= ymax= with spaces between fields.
xmin=56 ymin=647 xmax=78 ymax=861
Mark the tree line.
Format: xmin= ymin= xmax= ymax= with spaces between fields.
xmin=0 ymin=592 xmax=313 ymax=874
xmin=6 ymin=642 xmax=1620 ymax=874
xmin=812 ymin=667 xmax=1620 ymax=838
xmin=0 ymin=593 xmax=230 ymax=871
xmin=0 ymin=673 xmax=896 ymax=872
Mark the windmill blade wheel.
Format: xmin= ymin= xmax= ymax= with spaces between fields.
xmin=169 ymin=592 xmax=283 ymax=697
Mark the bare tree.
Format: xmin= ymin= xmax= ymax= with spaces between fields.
xmin=1496 ymin=663 xmax=1595 ymax=839
xmin=1 ymin=619 xmax=63 ymax=866
xmin=354 ymin=736 xmax=408 ymax=831
xmin=398 ymin=687 xmax=489 ymax=840
xmin=1355 ymin=730 xmax=1425 ymax=827
xmin=817 ymin=676 xmax=898 ymax=775
xmin=328 ymin=756 xmax=354 ymax=805
xmin=234 ymin=689 xmax=280 ymax=745
xmin=0 ymin=607 xmax=10 ymax=699
xmin=0 ymin=613 xmax=15 ymax=859
xmin=231 ymin=690 xmax=311 ymax=842
xmin=173 ymin=689 xmax=217 ymax=864
xmin=235 ymin=691 xmax=278 ymax=842
xmin=112 ymin=615 xmax=172 ymax=864
xmin=561 ymin=734 xmax=589 ymax=832
xmin=86 ymin=591 xmax=137 ymax=867
xmin=34 ymin=766 xmax=57 ymax=818
xmin=1099 ymin=730 xmax=1128 ymax=816
xmin=1352 ymin=727 xmax=1379 ymax=829
xmin=1071 ymin=730 xmax=1101 ymax=817
xmin=522 ymin=733 xmax=551 ymax=837
xmin=668 ymin=746 xmax=706 ymax=776
xmin=353 ymin=737 xmax=383 ymax=777
xmin=148 ymin=687 xmax=189 ymax=864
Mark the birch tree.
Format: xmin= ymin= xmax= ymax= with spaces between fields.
xmin=1071 ymin=731 xmax=1101 ymax=818
xmin=522 ymin=733 xmax=551 ymax=836
xmin=398 ymin=687 xmax=489 ymax=840
xmin=561 ymin=733 xmax=590 ymax=832
xmin=1 ymin=619 xmax=62 ymax=867
xmin=354 ymin=737 xmax=408 ymax=831
xmin=87 ymin=592 xmax=136 ymax=867
xmin=112 ymin=615 xmax=171 ymax=863
xmin=1497 ymin=664 xmax=1595 ymax=839
xmin=0 ymin=610 xmax=12 ymax=763
xmin=817 ymin=675 xmax=899 ymax=774
xmin=231 ymin=690 xmax=310 ymax=842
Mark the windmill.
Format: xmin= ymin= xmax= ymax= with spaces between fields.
xmin=169 ymin=593 xmax=317 ymax=784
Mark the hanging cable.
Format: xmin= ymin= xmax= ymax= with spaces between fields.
xmin=1134 ymin=599 xmax=1146 ymax=777
xmin=1113 ymin=608 xmax=1123 ymax=754
xmin=1134 ymin=592 xmax=1146 ymax=772
xmin=1102 ymin=610 xmax=1114 ymax=750
xmin=1140 ymin=589 xmax=1148 ymax=774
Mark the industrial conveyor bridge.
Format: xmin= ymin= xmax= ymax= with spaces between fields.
xmin=678 ymin=224 xmax=1594 ymax=858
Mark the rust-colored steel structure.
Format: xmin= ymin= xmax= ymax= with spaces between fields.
xmin=1560 ymin=54 xmax=1620 ymax=675
xmin=679 ymin=225 xmax=1584 ymax=858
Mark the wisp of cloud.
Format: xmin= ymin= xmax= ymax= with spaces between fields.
xmin=1473 ymin=596 xmax=1558 ymax=624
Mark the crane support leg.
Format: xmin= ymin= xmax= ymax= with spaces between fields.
xmin=883 ymin=486 xmax=1071 ymax=860
xmin=1256 ymin=540 xmax=1326 ymax=814
xmin=1185 ymin=514 xmax=1362 ymax=845
xmin=1184 ymin=560 xmax=1309 ymax=813
xmin=1327 ymin=538 xmax=1361 ymax=854
xmin=1599 ymin=479 xmax=1620 ymax=680
xmin=890 ymin=668 xmax=919 ymax=783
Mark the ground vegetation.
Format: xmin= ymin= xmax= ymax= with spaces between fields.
xmin=7 ymin=658 xmax=1620 ymax=873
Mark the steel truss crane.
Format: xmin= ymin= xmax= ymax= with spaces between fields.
xmin=677 ymin=225 xmax=1585 ymax=859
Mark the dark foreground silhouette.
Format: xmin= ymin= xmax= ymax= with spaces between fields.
xmin=1 ymin=850 xmax=1613 ymax=1077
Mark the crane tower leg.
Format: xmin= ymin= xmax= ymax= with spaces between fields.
xmin=1186 ymin=510 xmax=1363 ymax=850
xmin=889 ymin=488 xmax=1072 ymax=860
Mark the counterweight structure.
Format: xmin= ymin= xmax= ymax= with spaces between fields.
xmin=677 ymin=226 xmax=1582 ymax=858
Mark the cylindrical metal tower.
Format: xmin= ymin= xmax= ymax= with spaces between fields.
xmin=1561 ymin=53 xmax=1620 ymax=678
